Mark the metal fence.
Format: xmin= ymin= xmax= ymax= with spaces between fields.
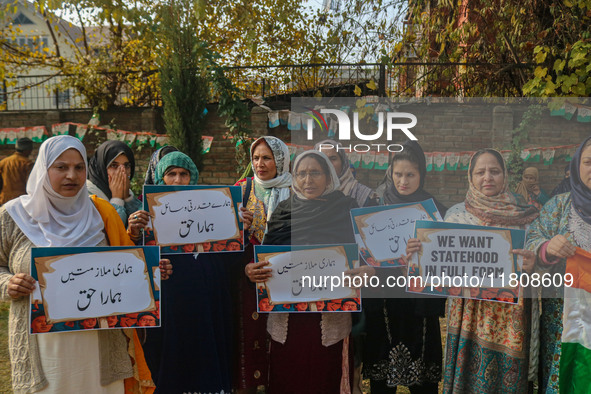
xmin=1 ymin=75 xmax=87 ymax=111
xmin=0 ymin=71 xmax=162 ymax=111
xmin=1 ymin=62 xmax=531 ymax=111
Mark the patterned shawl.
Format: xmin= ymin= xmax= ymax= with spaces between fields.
xmin=465 ymin=149 xmax=539 ymax=226
xmin=514 ymin=167 xmax=540 ymax=200
xmin=250 ymin=136 xmax=292 ymax=225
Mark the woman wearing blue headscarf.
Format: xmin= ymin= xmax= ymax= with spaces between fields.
xmin=136 ymin=151 xmax=234 ymax=393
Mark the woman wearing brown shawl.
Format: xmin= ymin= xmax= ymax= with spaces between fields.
xmin=407 ymin=149 xmax=539 ymax=393
xmin=514 ymin=166 xmax=550 ymax=210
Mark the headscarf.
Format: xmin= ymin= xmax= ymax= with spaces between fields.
xmin=144 ymin=145 xmax=179 ymax=185
xmin=550 ymin=163 xmax=572 ymax=197
xmin=249 ymin=136 xmax=292 ymax=221
xmin=314 ymin=139 xmax=376 ymax=207
xmin=465 ymin=149 xmax=539 ymax=226
xmin=381 ymin=140 xmax=447 ymax=216
xmin=569 ymin=136 xmax=591 ymax=225
xmin=154 ymin=151 xmax=199 ymax=185
xmin=4 ymin=135 xmax=104 ymax=247
xmin=87 ymin=140 xmax=135 ymax=199
xmin=515 ymin=167 xmax=540 ymax=200
xmin=291 ymin=150 xmax=340 ymax=200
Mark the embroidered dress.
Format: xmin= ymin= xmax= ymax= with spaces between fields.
xmin=442 ymin=203 xmax=532 ymax=393
xmin=524 ymin=136 xmax=591 ymax=393
xmin=442 ymin=149 xmax=538 ymax=394
xmin=363 ymin=141 xmax=445 ymax=393
xmin=525 ymin=193 xmax=591 ymax=393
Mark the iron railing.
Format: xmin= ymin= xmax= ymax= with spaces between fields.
xmin=1 ymin=62 xmax=532 ymax=111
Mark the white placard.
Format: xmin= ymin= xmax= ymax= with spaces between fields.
xmin=36 ymin=250 xmax=154 ymax=322
xmin=416 ymin=228 xmax=513 ymax=288
xmin=263 ymin=247 xmax=357 ymax=304
xmin=147 ymin=188 xmax=240 ymax=245
xmin=357 ymin=204 xmax=436 ymax=262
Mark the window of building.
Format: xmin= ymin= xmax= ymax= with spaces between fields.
xmin=323 ymin=0 xmax=342 ymax=12
xmin=12 ymin=36 xmax=49 ymax=53
xmin=13 ymin=13 xmax=34 ymax=25
xmin=56 ymin=88 xmax=70 ymax=108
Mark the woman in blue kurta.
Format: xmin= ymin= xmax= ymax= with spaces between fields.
xmin=138 ymin=152 xmax=234 ymax=393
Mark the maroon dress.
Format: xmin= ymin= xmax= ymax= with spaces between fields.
xmin=231 ymin=178 xmax=270 ymax=389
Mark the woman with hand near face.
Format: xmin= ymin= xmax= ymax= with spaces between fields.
xmin=407 ymin=149 xmax=538 ymax=393
xmin=364 ymin=141 xmax=447 ymax=394
xmin=525 ymin=136 xmax=591 ymax=393
xmin=246 ymin=150 xmax=370 ymax=393
xmin=87 ymin=141 xmax=142 ymax=227
xmin=0 ymin=136 xmax=171 ymax=393
xmin=514 ymin=166 xmax=550 ymax=210
xmin=234 ymin=136 xmax=292 ymax=393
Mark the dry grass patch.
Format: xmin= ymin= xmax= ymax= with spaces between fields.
xmin=0 ymin=302 xmax=12 ymax=393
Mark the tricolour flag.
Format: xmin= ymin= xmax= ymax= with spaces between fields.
xmin=561 ymin=247 xmax=591 ymax=393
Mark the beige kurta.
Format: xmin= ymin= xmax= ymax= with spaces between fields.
xmin=0 ymin=207 xmax=133 ymax=393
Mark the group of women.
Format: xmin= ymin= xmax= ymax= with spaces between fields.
xmin=1 ymin=131 xmax=590 ymax=393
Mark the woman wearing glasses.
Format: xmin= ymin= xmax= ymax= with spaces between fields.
xmin=246 ymin=150 xmax=371 ymax=393
xmin=87 ymin=140 xmax=142 ymax=226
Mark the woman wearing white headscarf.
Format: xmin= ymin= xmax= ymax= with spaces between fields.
xmin=0 ymin=135 xmax=170 ymax=393
xmin=233 ymin=136 xmax=292 ymax=392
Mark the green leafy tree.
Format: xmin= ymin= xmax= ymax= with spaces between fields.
xmin=402 ymin=0 xmax=591 ymax=97
xmin=158 ymin=0 xmax=255 ymax=172
xmin=522 ymin=1 xmax=591 ymax=96
xmin=158 ymin=1 xmax=209 ymax=170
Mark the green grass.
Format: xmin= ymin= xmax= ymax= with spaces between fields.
xmin=0 ymin=302 xmax=12 ymax=393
